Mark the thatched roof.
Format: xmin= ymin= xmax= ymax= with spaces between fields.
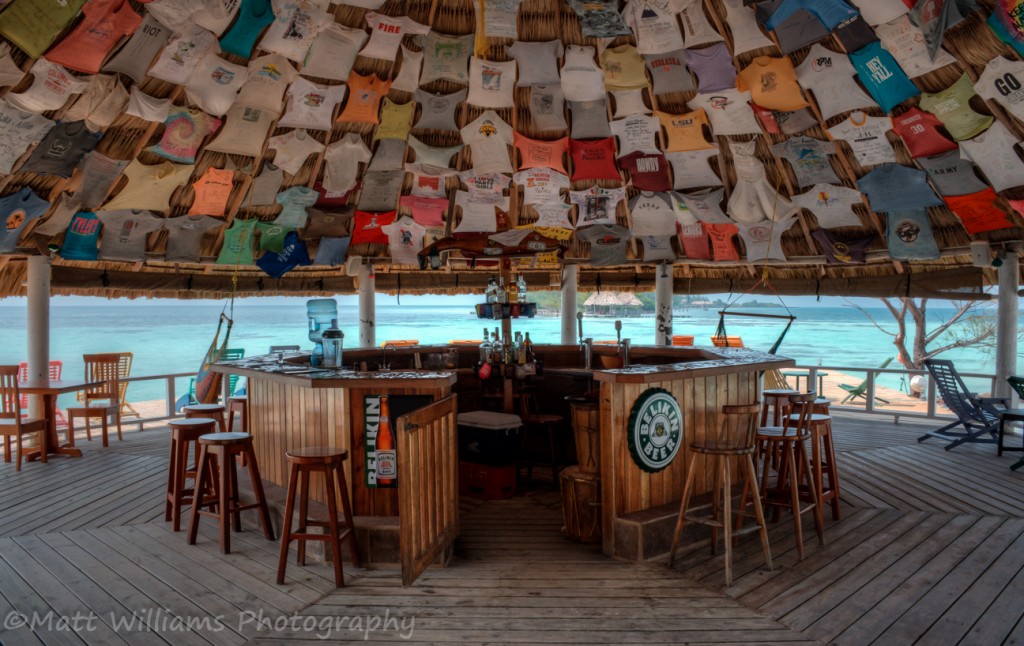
xmin=584 ymin=291 xmax=644 ymax=307
xmin=0 ymin=0 xmax=1020 ymax=300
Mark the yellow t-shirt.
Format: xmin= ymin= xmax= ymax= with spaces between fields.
xmin=736 ymin=56 xmax=809 ymax=112
xmin=656 ymin=109 xmax=715 ymax=152
xmin=374 ymin=98 xmax=415 ymax=141
xmin=601 ymin=45 xmax=649 ymax=91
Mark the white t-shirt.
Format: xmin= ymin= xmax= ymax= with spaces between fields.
xmin=514 ymin=168 xmax=570 ymax=205
xmin=875 ymin=15 xmax=956 ymax=79
xmin=976 ymin=56 xmax=1024 ymax=125
xmin=675 ymin=0 xmax=723 ymax=46
xmin=460 ymin=110 xmax=514 ymax=175
xmin=235 ymin=54 xmax=298 ymax=114
xmin=828 ymin=111 xmax=895 ymax=167
xmin=147 ymin=0 xmax=213 ymax=33
xmin=0 ymin=43 xmax=26 ymax=89
xmin=467 ymin=58 xmax=517 ymax=108
xmin=959 ymin=121 xmax=1024 ymax=192
xmin=737 ymin=217 xmax=796 ymax=262
xmin=666 ymin=149 xmax=723 ymax=190
xmin=148 ymin=27 xmax=220 ymax=85
xmin=629 ymin=191 xmax=677 ymax=236
xmin=621 ymin=0 xmax=684 ymax=55
xmin=687 ymin=90 xmax=761 ymax=137
xmin=570 ymin=186 xmax=626 ymax=227
xmin=267 ymin=129 xmax=325 ymax=175
xmin=722 ymin=0 xmax=774 ymax=56
xmin=323 ymin=133 xmax=372 ymax=194
xmin=561 ymin=46 xmax=606 ymax=102
xmin=791 ymin=184 xmax=864 ymax=228
xmin=381 ymin=216 xmax=427 ymax=265
xmin=0 ymin=100 xmax=54 ymax=174
xmin=277 ymin=78 xmax=346 ymax=131
xmin=260 ymin=0 xmax=332 ymax=62
xmin=205 ymin=104 xmax=276 ymax=157
xmin=506 ymin=40 xmax=563 ymax=87
xmin=532 ymin=201 xmax=574 ymax=228
xmin=610 ymin=114 xmax=661 ymax=157
xmin=194 ymin=0 xmax=241 ymax=35
xmin=674 ymin=187 xmax=731 ymax=224
xmin=407 ymin=163 xmax=458 ymax=198
xmin=848 ymin=0 xmax=908 ymax=25
xmin=610 ymin=89 xmax=652 ymax=118
xmin=360 ymin=12 xmax=430 ymax=61
xmin=391 ymin=46 xmax=423 ymax=93
xmin=795 ymin=44 xmax=878 ymax=120
xmin=126 ymin=87 xmax=172 ymax=123
xmin=184 ymin=53 xmax=247 ymax=117
xmin=8 ymin=59 xmax=88 ymax=114
xmin=454 ymin=190 xmax=509 ymax=233
xmin=302 ymin=23 xmax=367 ymax=81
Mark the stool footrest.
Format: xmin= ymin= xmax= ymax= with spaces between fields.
xmin=299 ymin=519 xmax=354 ymax=530
xmin=287 ymin=529 xmax=354 ymax=542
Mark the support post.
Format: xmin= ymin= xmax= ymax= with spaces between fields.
xmin=560 ymin=265 xmax=578 ymax=344
xmin=358 ymin=263 xmax=376 ymax=349
xmin=996 ymin=252 xmax=1019 ymax=401
xmin=655 ymin=264 xmax=673 ymax=346
xmin=26 ymin=256 xmax=51 ymax=418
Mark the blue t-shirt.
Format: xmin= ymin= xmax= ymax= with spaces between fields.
xmin=849 ymin=41 xmax=920 ymax=113
xmin=886 ymin=209 xmax=940 ymax=260
xmin=220 ymin=0 xmax=275 ymax=58
xmin=61 ymin=211 xmax=101 ymax=260
xmin=257 ymin=231 xmax=311 ymax=278
xmin=764 ymin=0 xmax=859 ymax=31
xmin=0 ymin=187 xmax=50 ymax=253
xmin=857 ymin=163 xmax=942 ymax=213
xmin=312 ymin=236 xmax=351 ymax=267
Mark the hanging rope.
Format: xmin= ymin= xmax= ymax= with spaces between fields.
xmin=713 ymin=272 xmax=795 ymax=355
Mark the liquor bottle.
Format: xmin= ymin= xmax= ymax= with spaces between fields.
xmin=515 ymin=331 xmax=526 ymax=365
xmin=492 ymin=329 xmax=502 ymax=364
xmin=517 ymin=273 xmax=527 ymax=303
xmin=508 ymin=273 xmax=519 ymax=304
xmin=485 ymin=276 xmax=498 ymax=304
xmin=376 ymin=395 xmax=397 ymax=487
xmin=524 ymin=332 xmax=535 ymax=363
xmin=496 ymin=277 xmax=508 ymax=304
xmin=479 ymin=327 xmax=491 ymax=364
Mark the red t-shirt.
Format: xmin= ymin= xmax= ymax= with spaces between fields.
xmin=514 ymin=133 xmax=569 ymax=174
xmin=570 ymin=138 xmax=620 ymax=182
xmin=891 ymin=107 xmax=957 ymax=159
xmin=618 ymin=151 xmax=671 ymax=192
xmin=678 ymin=222 xmax=711 ymax=259
xmin=703 ymin=222 xmax=740 ymax=260
xmin=944 ymin=188 xmax=1014 ymax=234
xmin=351 ymin=210 xmax=397 ymax=245
xmin=315 ymin=181 xmax=358 ymax=207
xmin=400 ymin=195 xmax=449 ymax=226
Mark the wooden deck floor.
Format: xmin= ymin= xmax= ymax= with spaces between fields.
xmin=1 ymin=411 xmax=1023 ymax=644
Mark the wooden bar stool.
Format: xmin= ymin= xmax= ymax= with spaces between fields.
xmin=755 ymin=392 xmax=825 ymax=560
xmin=165 ymin=418 xmax=217 ymax=532
xmin=668 ymin=403 xmax=772 ymax=586
xmin=183 ymin=403 xmax=227 ymax=433
xmin=277 ymin=447 xmax=361 ymax=587
xmin=187 ymin=432 xmax=274 ymax=554
xmin=518 ymin=386 xmax=564 ymax=482
xmin=787 ymin=402 xmax=841 ymax=521
xmin=227 ymin=396 xmax=248 ymax=433
xmin=761 ymin=389 xmax=799 ymax=427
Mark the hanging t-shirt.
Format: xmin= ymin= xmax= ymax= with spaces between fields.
xmin=20 ymin=121 xmax=101 ymax=178
xmin=919 ymin=74 xmax=994 ymax=142
xmin=467 ymin=57 xmax=517 ymax=109
xmin=959 ymin=120 xmax=1024 ymax=192
xmin=273 ymin=186 xmax=318 ymax=229
xmin=407 ymin=163 xmax=457 ymax=198
xmin=723 ymin=0 xmax=774 ymax=55
xmin=95 ymin=210 xmax=163 ymax=262
xmin=219 ymin=0 xmax=275 ymax=58
xmin=569 ymin=138 xmax=619 ymax=182
xmin=737 ymin=217 xmax=796 ymax=262
xmin=645 ymin=50 xmax=695 ymax=96
xmin=62 ymin=74 xmax=128 ymax=132
xmin=848 ymin=41 xmax=920 ymax=113
xmin=916 ymin=150 xmax=988 ymax=197
xmin=300 ymin=207 xmax=353 ymax=240
xmin=0 ymin=187 xmax=49 ymax=253
xmin=568 ymin=100 xmax=610 ymax=140
xmin=126 ymin=88 xmax=172 ymax=124
xmin=414 ymin=89 xmax=465 ymax=131
xmin=666 ymin=149 xmax=723 ymax=190
xmin=312 ymin=236 xmax=351 ymax=266
xmin=636 ymin=234 xmax=675 ymax=262
xmin=194 ymin=0 xmax=242 ymax=36
xmin=391 ymin=46 xmax=423 ymax=93
xmin=600 ymin=45 xmax=649 ymax=91
xmin=184 ymin=54 xmax=247 ymax=117
xmin=44 ymin=0 xmax=140 ymax=75
xmin=302 ymin=22 xmax=367 ymax=82
xmin=356 ymin=169 xmax=405 ymax=212
xmin=32 ymin=192 xmax=79 ymax=239
xmin=147 ymin=107 xmax=222 ymax=164
xmin=857 ymin=163 xmax=942 ymax=212
xmin=561 ymin=46 xmax=606 ymax=102
xmin=619 ymin=151 xmax=671 ymax=192
xmin=148 ymin=27 xmax=220 ymax=85
xmin=188 ymin=167 xmax=234 ymax=216
xmin=628 ymin=191 xmax=676 ymax=236
xmin=677 ymin=220 xmax=711 ymax=259
xmin=61 ymin=211 xmax=102 ymax=261
xmin=657 ymin=109 xmax=714 ymax=152
xmin=399 ymin=195 xmax=448 ymax=226
xmin=688 ymin=90 xmax=761 ymax=136
xmin=267 ymin=129 xmax=325 ymax=176
xmin=418 ymin=32 xmax=473 ymax=85
xmin=256 ymin=221 xmax=292 ymax=253
xmin=757 ymin=3 xmax=830 ymax=55
xmin=102 ymin=160 xmax=195 ymax=213
xmin=0 ymin=101 xmax=54 ymax=175
xmin=368 ymin=138 xmax=407 ymax=172
xmin=204 ymin=104 xmax=276 ymax=158
xmin=771 ymin=136 xmax=839 ymax=188
xmin=260 ymin=0 xmax=331 ymax=62
xmin=8 ymin=59 xmax=88 ymax=114
xmin=622 ymin=0 xmax=684 ymax=54
xmin=323 ymin=133 xmax=372 ymax=194
xmin=408 ymin=136 xmax=463 ymax=168
xmin=380 ymin=216 xmax=427 ymax=265
xmin=235 ymin=53 xmax=298 ymax=114
xmin=794 ymin=43 xmax=878 ymax=120
xmin=375 ymin=99 xmax=415 ymax=141
xmin=976 ymin=56 xmax=1024 ymax=125
xmin=736 ymin=56 xmax=809 ymax=111
xmin=677 ymin=0 xmax=724 ymax=46
xmin=686 ymin=43 xmax=737 ymax=93
xmin=577 ymin=224 xmax=630 ymax=265
xmin=704 ymin=223 xmax=741 ymax=260
xmin=351 ymin=210 xmax=397 ymax=245
xmin=476 ymin=0 xmax=522 ymax=44
xmin=514 ymin=134 xmax=568 ymax=174
xmin=460 ymin=171 xmax=511 ymax=196
xmin=570 ymin=186 xmax=626 ymax=228
xmin=944 ymin=188 xmax=1015 ymax=234
xmin=875 ymin=14 xmax=956 ymax=79
xmin=727 ymin=139 xmax=797 ymax=223
xmin=565 ymin=0 xmax=631 ymax=38
xmin=338 ymin=72 xmax=391 ymax=125
xmin=360 ymin=12 xmax=429 ymax=61
xmin=849 ymin=0 xmax=907 ymax=25
xmin=216 ymin=218 xmax=257 ymax=265
xmin=763 ymin=0 xmax=858 ymax=31
xmin=460 ymin=110 xmax=514 ymax=175
xmin=791 ymin=184 xmax=863 ymax=228
xmin=244 ymin=164 xmax=284 ymax=207
xmin=277 ymin=78 xmax=346 ymax=131
xmin=0 ymin=44 xmax=26 ymax=89
xmin=532 ymin=202 xmax=573 ymax=229
xmin=0 ymin=0 xmax=87 ymax=59
xmin=827 ymin=111 xmax=895 ymax=167
xmin=453 ymin=189 xmax=508 ymax=234
xmin=812 ymin=229 xmax=874 ymax=264
xmin=77 ymin=153 xmax=130 ymax=210
xmin=886 ymin=209 xmax=939 ymax=260
xmin=610 ymin=90 xmax=651 ymax=121
xmin=891 ymin=107 xmax=958 ymax=159
xmin=164 ymin=215 xmax=222 ymax=262
xmin=506 ymin=40 xmax=563 ymax=87
xmin=675 ymin=187 xmax=731 ymax=224
xmin=102 ymin=11 xmax=170 ymax=83
xmin=513 ymin=168 xmax=569 ymax=205
xmin=610 ymin=114 xmax=661 ymax=157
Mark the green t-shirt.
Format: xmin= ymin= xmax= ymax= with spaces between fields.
xmin=0 ymin=0 xmax=87 ymax=58
xmin=216 ymin=219 xmax=257 ymax=266
xmin=256 ymin=222 xmax=293 ymax=254
xmin=920 ymin=74 xmax=994 ymax=142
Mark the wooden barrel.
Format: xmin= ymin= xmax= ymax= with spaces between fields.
xmin=560 ymin=466 xmax=601 ymax=543
xmin=569 ymin=399 xmax=601 ymax=475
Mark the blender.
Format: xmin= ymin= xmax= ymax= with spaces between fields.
xmin=306 ymin=298 xmax=338 ymax=366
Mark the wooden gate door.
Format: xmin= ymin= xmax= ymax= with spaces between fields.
xmin=397 ymin=395 xmax=459 ymax=586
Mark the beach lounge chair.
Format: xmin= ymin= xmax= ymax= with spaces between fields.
xmin=918 ymin=359 xmax=1007 ymax=450
xmin=838 ymin=357 xmax=893 ymax=404
xmin=1008 ymin=376 xmax=1024 ymax=400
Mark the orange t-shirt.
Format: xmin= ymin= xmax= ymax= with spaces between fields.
xmin=514 ymin=133 xmax=569 ymax=174
xmin=944 ymin=188 xmax=1014 ymax=235
xmin=337 ymin=72 xmax=392 ymax=125
xmin=656 ymin=109 xmax=715 ymax=152
xmin=189 ymin=167 xmax=235 ymax=217
xmin=45 ymin=0 xmax=141 ymax=74
xmin=735 ymin=56 xmax=809 ymax=112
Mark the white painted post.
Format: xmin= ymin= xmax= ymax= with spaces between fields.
xmin=560 ymin=265 xmax=578 ymax=344
xmin=996 ymin=252 xmax=1019 ymax=401
xmin=26 ymin=256 xmax=50 ymax=418
xmin=358 ymin=263 xmax=376 ymax=349
xmin=655 ymin=264 xmax=673 ymax=345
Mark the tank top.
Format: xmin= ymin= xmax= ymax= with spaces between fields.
xmin=45 ymin=0 xmax=141 ymax=74
xmin=220 ymin=0 xmax=275 ymax=58
xmin=102 ymin=12 xmax=171 ymax=83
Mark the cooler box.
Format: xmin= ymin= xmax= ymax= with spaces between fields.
xmin=460 ymin=461 xmax=516 ymax=499
xmin=457 ymin=410 xmax=523 ymax=466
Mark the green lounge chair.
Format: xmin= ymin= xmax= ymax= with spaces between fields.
xmin=176 ymin=348 xmax=245 ymax=411
xmin=1009 ymin=376 xmax=1024 ymax=400
xmin=838 ymin=357 xmax=893 ymax=404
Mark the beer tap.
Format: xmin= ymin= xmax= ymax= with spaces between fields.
xmin=577 ymin=312 xmax=592 ymax=370
xmin=615 ymin=320 xmax=630 ymax=367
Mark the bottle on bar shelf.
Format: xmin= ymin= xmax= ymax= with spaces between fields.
xmin=376 ymin=395 xmax=397 ymax=487
xmin=515 ymin=331 xmax=525 ymax=365
xmin=479 ymin=327 xmax=491 ymax=364
xmin=524 ymin=331 xmax=534 ymax=362
xmin=508 ymin=273 xmax=519 ymax=305
xmin=517 ymin=273 xmax=527 ymax=303
xmin=492 ymin=328 xmax=502 ymax=364
xmin=485 ymin=276 xmax=498 ymax=304
xmin=497 ymin=277 xmax=508 ymax=304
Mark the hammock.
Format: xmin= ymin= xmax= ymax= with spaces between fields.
xmin=712 ymin=274 xmax=795 ymax=355
xmin=194 ymin=313 xmax=234 ymax=404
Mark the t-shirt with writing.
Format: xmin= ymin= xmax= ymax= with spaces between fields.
xmin=418 ymin=32 xmax=473 ymax=86
xmin=351 ymin=210 xmax=397 ymax=245
xmin=204 ymin=104 xmax=276 ymax=158
xmin=514 ymin=168 xmax=569 ymax=206
xmin=886 ymin=209 xmax=939 ymax=260
xmin=657 ymin=109 xmax=714 ymax=152
xmin=147 ymin=106 xmax=222 ymax=164
xmin=848 ymin=41 xmax=920 ymax=113
xmin=959 ymin=120 xmax=1024 ymax=192
xmin=944 ymin=188 xmax=1015 ymax=234
xmin=827 ymin=111 xmax=895 ymax=167
xmin=184 ymin=54 xmax=247 ymax=117
xmin=577 ymin=224 xmax=630 ymax=265
xmin=976 ymin=56 xmax=1024 ymax=125
xmin=414 ymin=89 xmax=465 ymax=131
xmin=791 ymin=184 xmax=863 ymax=228
xmin=561 ymin=46 xmax=606 ymax=102
xmin=399 ymin=195 xmax=448 ymax=226
xmin=44 ymin=0 xmax=140 ymax=75
xmin=235 ymin=54 xmax=299 ymax=114
xmin=0 ymin=0 xmax=87 ymax=59
xmin=794 ymin=44 xmax=878 ymax=120
xmin=736 ymin=56 xmax=809 ymax=112
xmin=856 ymin=163 xmax=941 ymax=212
xmin=812 ymin=229 xmax=875 ymax=264
xmin=891 ymin=107 xmax=957 ymax=159
xmin=148 ymin=27 xmax=221 ymax=85
xmin=323 ymin=133 xmax=372 ymax=194
xmin=771 ymin=136 xmax=839 ymax=188
xmin=274 ymin=186 xmax=318 ymax=229
xmin=260 ymin=0 xmax=332 ymax=62
xmin=570 ymin=186 xmax=626 ymax=228
xmin=96 ymin=210 xmax=164 ymax=262
xmin=189 ymin=167 xmax=234 ymax=217
xmin=514 ymin=134 xmax=568 ymax=174
xmin=20 ymin=121 xmax=101 ymax=178
xmin=302 ymin=23 xmax=367 ymax=82
xmin=61 ymin=211 xmax=101 ymax=261
xmin=622 ymin=0 xmax=684 ymax=54
xmin=8 ymin=59 xmax=88 ymax=114
xmin=467 ymin=58 xmax=517 ymax=109
xmin=102 ymin=11 xmax=170 ymax=84
xmin=919 ymin=74 xmax=994 ymax=142
xmin=704 ymin=222 xmax=740 ymax=260
xmin=278 ymin=78 xmax=346 ymax=131
xmin=619 ymin=151 xmax=671 ymax=192
xmin=569 ymin=138 xmax=619 ymax=182
xmin=216 ymin=218 xmax=257 ymax=265
xmin=77 ymin=152 xmax=130 ymax=210
xmin=268 ymin=130 xmax=325 ymax=176
xmin=380 ymin=216 xmax=427 ymax=265
xmin=361 ymin=12 xmax=430 ymax=61
xmin=102 ymin=160 xmax=195 ymax=213
xmin=688 ymin=90 xmax=761 ymax=137
xmin=407 ymin=163 xmax=457 ymax=198
xmin=666 ymin=149 xmax=723 ymax=190
xmin=453 ymin=190 xmax=508 ymax=233
xmin=337 ymin=72 xmax=391 ymax=125
xmin=645 ymin=50 xmax=695 ymax=96
xmin=875 ymin=14 xmax=956 ymax=79
xmin=610 ymin=114 xmax=661 ymax=157
xmin=164 ymin=215 xmax=222 ymax=262
xmin=737 ymin=217 xmax=796 ymax=261
xmin=915 ymin=150 xmax=988 ymax=197
xmin=0 ymin=100 xmax=54 ymax=174
xmin=601 ymin=45 xmax=649 ymax=91
xmin=677 ymin=0 xmax=724 ymax=46
xmin=0 ymin=187 xmax=49 ymax=253
xmin=629 ymin=191 xmax=676 ymax=236
xmin=357 ymin=170 xmax=405 ymax=212
xmin=460 ymin=110 xmax=514 ymax=175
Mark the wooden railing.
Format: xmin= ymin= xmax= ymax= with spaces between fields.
xmin=397 ymin=395 xmax=459 ymax=586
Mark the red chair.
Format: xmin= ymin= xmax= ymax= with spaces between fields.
xmin=18 ymin=361 xmax=67 ymax=428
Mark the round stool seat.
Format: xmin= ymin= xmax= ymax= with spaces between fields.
xmin=690 ymin=440 xmax=756 ymax=456
xmin=287 ymin=447 xmax=349 ymax=464
xmin=523 ymin=413 xmax=562 ymax=425
xmin=763 ymin=389 xmax=799 ymax=396
xmin=228 ymin=395 xmax=246 ymax=402
xmin=198 ymin=432 xmax=251 ymax=445
xmin=169 ymin=418 xmax=218 ymax=429
xmin=184 ymin=403 xmax=226 ymax=414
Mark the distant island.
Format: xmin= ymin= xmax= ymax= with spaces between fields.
xmin=530 ymin=292 xmax=787 ymax=314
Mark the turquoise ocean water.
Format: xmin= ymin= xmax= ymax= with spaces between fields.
xmin=0 ymin=295 xmax=1006 ymax=405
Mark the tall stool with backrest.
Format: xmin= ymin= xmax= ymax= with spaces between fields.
xmin=668 ymin=402 xmax=772 ymax=586
xmin=183 ymin=403 xmax=228 ymax=433
xmin=165 ymin=418 xmax=218 ymax=532
xmin=66 ymin=354 xmax=122 ymax=447
xmin=801 ymin=397 xmax=841 ymax=520
xmin=277 ymin=447 xmax=361 ymax=587
xmin=227 ymin=395 xmax=248 ymax=433
xmin=187 ymin=432 xmax=274 ymax=553
xmin=518 ymin=386 xmax=564 ymax=482
xmin=0 ymin=365 xmax=47 ymax=471
xmin=755 ymin=392 xmax=825 ymax=560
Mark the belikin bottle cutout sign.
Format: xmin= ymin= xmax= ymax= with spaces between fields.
xmin=364 ymin=394 xmax=397 ymax=488
xmin=627 ymin=387 xmax=683 ymax=472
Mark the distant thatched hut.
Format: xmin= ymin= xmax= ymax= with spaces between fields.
xmin=583 ymin=292 xmax=644 ymax=317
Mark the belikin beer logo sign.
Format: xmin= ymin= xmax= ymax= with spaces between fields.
xmin=627 ymin=388 xmax=683 ymax=472
xmin=364 ymin=394 xmax=397 ymax=488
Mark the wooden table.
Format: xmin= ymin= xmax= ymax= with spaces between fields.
xmin=20 ymin=380 xmax=103 ymax=459
xmin=783 ymin=370 xmax=829 ymax=395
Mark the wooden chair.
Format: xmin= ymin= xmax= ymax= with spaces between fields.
xmin=919 ymin=359 xmax=1007 ymax=450
xmin=0 ymin=365 xmax=47 ymax=471
xmin=66 ymin=354 xmax=123 ymax=447
xmin=518 ymin=386 xmax=564 ymax=482
xmin=114 ymin=352 xmax=142 ymax=419
xmin=18 ymin=360 xmax=67 ymax=427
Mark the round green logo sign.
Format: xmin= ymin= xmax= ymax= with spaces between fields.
xmin=627 ymin=388 xmax=683 ymax=472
